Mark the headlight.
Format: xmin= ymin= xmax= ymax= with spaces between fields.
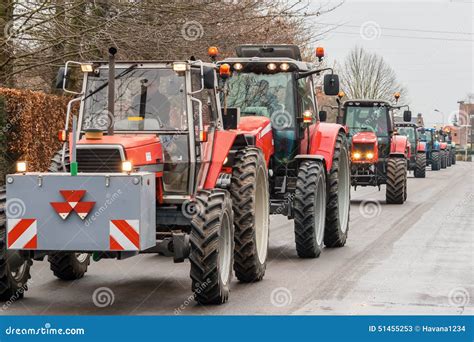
xmin=122 ymin=161 xmax=133 ymax=173
xmin=353 ymin=152 xmax=361 ymax=159
xmin=366 ymin=152 xmax=374 ymax=159
xmin=16 ymin=161 xmax=27 ymax=173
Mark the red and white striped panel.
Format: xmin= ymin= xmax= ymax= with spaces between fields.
xmin=109 ymin=220 xmax=140 ymax=251
xmin=7 ymin=219 xmax=37 ymax=249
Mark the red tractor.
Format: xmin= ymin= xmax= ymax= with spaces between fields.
xmin=217 ymin=44 xmax=351 ymax=258
xmin=1 ymin=48 xmax=276 ymax=304
xmin=341 ymin=98 xmax=412 ymax=204
xmin=394 ymin=122 xmax=426 ymax=178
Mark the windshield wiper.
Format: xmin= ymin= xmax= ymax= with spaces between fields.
xmin=83 ymin=63 xmax=138 ymax=101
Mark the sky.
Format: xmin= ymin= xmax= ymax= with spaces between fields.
xmin=309 ymin=0 xmax=473 ymax=127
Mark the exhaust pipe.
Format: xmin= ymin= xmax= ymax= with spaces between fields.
xmin=107 ymin=47 xmax=117 ymax=136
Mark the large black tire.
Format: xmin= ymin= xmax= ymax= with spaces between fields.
xmin=414 ymin=153 xmax=426 ymax=178
xmin=431 ymin=151 xmax=440 ymax=171
xmin=447 ymin=151 xmax=452 ymax=167
xmin=386 ymin=158 xmax=407 ymax=204
xmin=189 ymin=189 xmax=234 ymax=305
xmin=48 ymin=148 xmax=91 ymax=280
xmin=324 ymin=133 xmax=350 ymax=248
xmin=451 ymin=151 xmax=456 ymax=165
xmin=440 ymin=151 xmax=447 ymax=169
xmin=294 ymin=160 xmax=326 ymax=258
xmin=48 ymin=253 xmax=90 ymax=280
xmin=230 ymin=147 xmax=269 ymax=283
xmin=0 ymin=188 xmax=33 ymax=301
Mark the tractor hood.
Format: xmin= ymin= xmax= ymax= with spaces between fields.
xmin=237 ymin=116 xmax=272 ymax=135
xmin=77 ymin=134 xmax=159 ymax=149
xmin=352 ymin=131 xmax=377 ymax=144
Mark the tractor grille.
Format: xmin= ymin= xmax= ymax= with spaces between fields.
xmin=76 ymin=147 xmax=123 ymax=173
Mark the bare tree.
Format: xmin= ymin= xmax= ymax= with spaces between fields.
xmin=0 ymin=0 xmax=343 ymax=91
xmin=339 ymin=46 xmax=407 ymax=102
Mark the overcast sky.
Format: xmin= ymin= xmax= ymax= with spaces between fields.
xmin=310 ymin=0 xmax=473 ymax=127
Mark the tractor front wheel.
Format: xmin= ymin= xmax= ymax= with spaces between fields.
xmin=440 ymin=151 xmax=447 ymax=169
xmin=431 ymin=151 xmax=440 ymax=171
xmin=48 ymin=253 xmax=90 ymax=280
xmin=189 ymin=189 xmax=234 ymax=305
xmin=0 ymin=188 xmax=33 ymax=301
xmin=386 ymin=158 xmax=407 ymax=204
xmin=324 ymin=133 xmax=350 ymax=248
xmin=414 ymin=153 xmax=426 ymax=178
xmin=294 ymin=160 xmax=326 ymax=258
xmin=230 ymin=147 xmax=269 ymax=283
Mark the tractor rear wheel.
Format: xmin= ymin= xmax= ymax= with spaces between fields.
xmin=230 ymin=147 xmax=269 ymax=283
xmin=324 ymin=133 xmax=350 ymax=248
xmin=447 ymin=152 xmax=452 ymax=167
xmin=0 ymin=187 xmax=32 ymax=301
xmin=441 ymin=151 xmax=447 ymax=169
xmin=431 ymin=151 xmax=440 ymax=171
xmin=386 ymin=158 xmax=407 ymax=204
xmin=48 ymin=148 xmax=91 ymax=280
xmin=451 ymin=151 xmax=456 ymax=165
xmin=294 ymin=160 xmax=326 ymax=258
xmin=414 ymin=153 xmax=426 ymax=178
xmin=189 ymin=189 xmax=234 ymax=305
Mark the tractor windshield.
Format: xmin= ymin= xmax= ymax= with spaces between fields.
xmin=345 ymin=106 xmax=389 ymax=136
xmin=226 ymin=72 xmax=295 ymax=128
xmin=396 ymin=126 xmax=416 ymax=146
xmin=82 ymin=68 xmax=187 ymax=131
xmin=419 ymin=130 xmax=432 ymax=142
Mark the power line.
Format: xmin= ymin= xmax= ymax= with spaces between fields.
xmin=317 ymin=22 xmax=473 ymax=36
xmin=330 ymin=30 xmax=474 ymax=42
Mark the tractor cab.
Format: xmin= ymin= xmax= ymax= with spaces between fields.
xmin=343 ymin=100 xmax=393 ymax=163
xmin=57 ymin=57 xmax=222 ymax=203
xmin=220 ymin=45 xmax=340 ymax=193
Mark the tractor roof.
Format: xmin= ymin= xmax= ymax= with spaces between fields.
xmin=221 ymin=44 xmax=312 ymax=72
xmin=343 ymin=99 xmax=392 ymax=107
xmin=88 ymin=60 xmax=216 ymax=69
xmin=395 ymin=122 xmax=417 ymax=128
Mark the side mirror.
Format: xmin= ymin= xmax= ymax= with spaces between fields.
xmin=203 ymin=66 xmax=216 ymax=89
xmin=323 ymin=74 xmax=340 ymax=96
xmin=223 ymin=107 xmax=240 ymax=130
xmin=403 ymin=110 xmax=412 ymax=122
xmin=55 ymin=67 xmax=67 ymax=89
xmin=319 ymin=110 xmax=327 ymax=122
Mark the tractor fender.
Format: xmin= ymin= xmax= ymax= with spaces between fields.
xmin=202 ymin=130 xmax=237 ymax=189
xmin=417 ymin=141 xmax=426 ymax=153
xmin=235 ymin=116 xmax=274 ymax=165
xmin=294 ymin=154 xmax=326 ymax=170
xmin=304 ymin=122 xmax=345 ymax=172
xmin=390 ymin=134 xmax=409 ymax=157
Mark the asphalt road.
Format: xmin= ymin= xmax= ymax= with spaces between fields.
xmin=2 ymin=162 xmax=473 ymax=315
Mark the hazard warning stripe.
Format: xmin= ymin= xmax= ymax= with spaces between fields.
xmin=110 ymin=220 xmax=140 ymax=251
xmin=7 ymin=219 xmax=37 ymax=249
